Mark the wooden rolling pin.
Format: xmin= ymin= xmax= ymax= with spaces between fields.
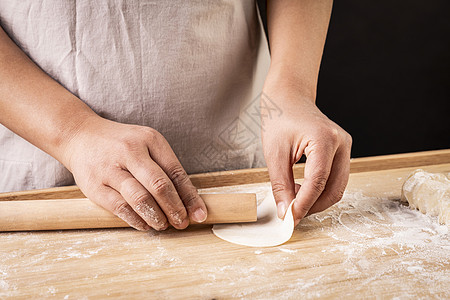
xmin=0 ymin=193 xmax=256 ymax=232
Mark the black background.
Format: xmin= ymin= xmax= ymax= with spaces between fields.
xmin=258 ymin=1 xmax=449 ymax=158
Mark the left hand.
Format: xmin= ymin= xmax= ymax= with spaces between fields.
xmin=261 ymin=82 xmax=352 ymax=226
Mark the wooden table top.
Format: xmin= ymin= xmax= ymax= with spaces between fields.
xmin=1 ymin=150 xmax=449 ymax=299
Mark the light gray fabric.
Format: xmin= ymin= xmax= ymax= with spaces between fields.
xmin=0 ymin=0 xmax=270 ymax=192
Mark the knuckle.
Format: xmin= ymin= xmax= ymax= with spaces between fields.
xmin=150 ymin=177 xmax=171 ymax=194
xmin=167 ymin=164 xmax=189 ymax=185
xmin=182 ymin=191 xmax=199 ymax=209
xmin=309 ymin=175 xmax=328 ymax=194
xmin=316 ymin=125 xmax=338 ymax=145
xmin=112 ymin=200 xmax=130 ymax=216
xmin=129 ymin=190 xmax=151 ymax=206
xmin=172 ymin=206 xmax=186 ymax=217
xmin=271 ymin=181 xmax=289 ymax=197
xmin=141 ymin=127 xmax=159 ymax=143
xmin=120 ymin=137 xmax=141 ymax=153
xmin=272 ymin=182 xmax=287 ymax=194
xmin=325 ymin=128 xmax=339 ymax=145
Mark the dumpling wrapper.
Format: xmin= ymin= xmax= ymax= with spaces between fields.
xmin=212 ymin=192 xmax=296 ymax=247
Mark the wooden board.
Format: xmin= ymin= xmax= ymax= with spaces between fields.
xmin=0 ymin=150 xmax=449 ymax=298
xmin=2 ymin=149 xmax=449 ymax=201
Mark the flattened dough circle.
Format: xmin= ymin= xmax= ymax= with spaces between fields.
xmin=212 ymin=191 xmax=296 ymax=247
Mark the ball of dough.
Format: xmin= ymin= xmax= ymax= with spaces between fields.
xmin=401 ymin=169 xmax=450 ymax=225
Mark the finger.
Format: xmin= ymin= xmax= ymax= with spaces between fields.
xmin=105 ymin=170 xmax=168 ymax=231
xmin=293 ymin=143 xmax=336 ymax=224
xmin=264 ymin=144 xmax=296 ymax=219
xmin=127 ymin=154 xmax=189 ymax=230
xmin=148 ymin=136 xmax=207 ymax=223
xmin=90 ymin=185 xmax=150 ymax=231
xmin=307 ymin=144 xmax=351 ymax=215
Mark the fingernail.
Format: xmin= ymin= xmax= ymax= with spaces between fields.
xmin=277 ymin=202 xmax=287 ymax=219
xmin=193 ymin=208 xmax=207 ymax=223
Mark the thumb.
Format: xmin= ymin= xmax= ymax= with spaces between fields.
xmin=266 ymin=151 xmax=296 ymax=219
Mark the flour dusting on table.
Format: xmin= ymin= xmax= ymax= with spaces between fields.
xmin=297 ymin=189 xmax=449 ymax=296
xmin=1 ymin=179 xmax=449 ymax=298
xmin=199 ymin=182 xmax=449 ymax=298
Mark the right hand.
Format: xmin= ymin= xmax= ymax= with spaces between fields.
xmin=60 ymin=116 xmax=208 ymax=231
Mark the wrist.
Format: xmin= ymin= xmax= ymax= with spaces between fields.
xmin=55 ymin=109 xmax=103 ymax=171
xmin=264 ymin=62 xmax=317 ymax=103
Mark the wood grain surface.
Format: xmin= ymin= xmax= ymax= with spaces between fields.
xmin=1 ymin=149 xmax=449 ymax=201
xmin=0 ymin=194 xmax=257 ymax=231
xmin=0 ymin=150 xmax=449 ymax=299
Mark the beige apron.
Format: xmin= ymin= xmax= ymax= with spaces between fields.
xmin=0 ymin=0 xmax=270 ymax=192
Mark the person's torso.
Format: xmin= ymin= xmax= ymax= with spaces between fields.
xmin=0 ymin=0 xmax=270 ymax=192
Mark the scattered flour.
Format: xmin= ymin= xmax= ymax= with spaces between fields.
xmin=1 ymin=182 xmax=448 ymax=298
xmin=295 ymin=190 xmax=449 ymax=296
xmin=278 ymin=247 xmax=298 ymax=254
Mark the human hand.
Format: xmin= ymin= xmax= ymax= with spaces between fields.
xmin=60 ymin=116 xmax=207 ymax=231
xmin=261 ymin=85 xmax=352 ymax=226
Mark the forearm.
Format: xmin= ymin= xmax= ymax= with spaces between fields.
xmin=0 ymin=26 xmax=98 ymax=164
xmin=263 ymin=1 xmax=351 ymax=223
xmin=266 ymin=0 xmax=333 ymax=100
